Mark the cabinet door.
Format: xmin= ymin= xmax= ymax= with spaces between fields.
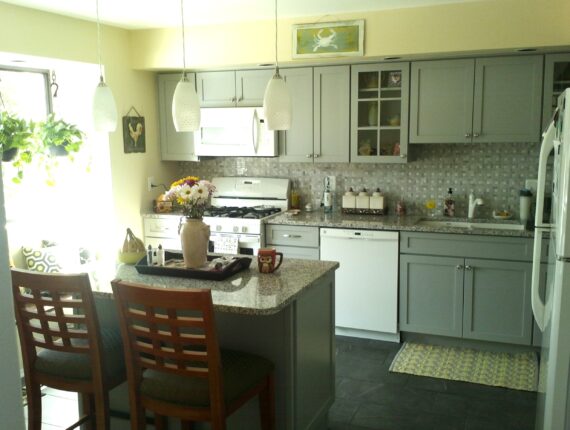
xmin=473 ymin=56 xmax=543 ymax=143
xmin=351 ymin=63 xmax=410 ymax=163
xmin=314 ymin=66 xmax=350 ymax=163
xmin=409 ymin=59 xmax=474 ymax=143
xmin=463 ymin=259 xmax=532 ymax=345
xmin=542 ymin=53 xmax=570 ymax=130
xmin=157 ymin=74 xmax=198 ymax=161
xmin=235 ymin=70 xmax=273 ymax=107
xmin=196 ymin=71 xmax=236 ymax=107
xmin=399 ymin=254 xmax=464 ymax=337
xmin=278 ymin=68 xmax=314 ymax=163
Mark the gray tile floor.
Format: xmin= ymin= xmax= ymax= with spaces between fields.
xmin=329 ymin=336 xmax=538 ymax=430
xmin=28 ymin=336 xmax=538 ymax=430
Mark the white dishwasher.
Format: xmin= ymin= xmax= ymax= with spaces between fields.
xmin=320 ymin=228 xmax=399 ymax=341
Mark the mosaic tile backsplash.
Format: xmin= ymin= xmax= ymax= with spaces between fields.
xmin=180 ymin=142 xmax=541 ymax=219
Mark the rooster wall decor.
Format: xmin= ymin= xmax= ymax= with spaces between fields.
xmin=122 ymin=109 xmax=146 ymax=154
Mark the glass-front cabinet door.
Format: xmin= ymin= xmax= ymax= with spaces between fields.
xmin=350 ymin=63 xmax=409 ymax=163
xmin=543 ymin=53 xmax=570 ymax=130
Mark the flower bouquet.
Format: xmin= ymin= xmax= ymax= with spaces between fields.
xmin=164 ymin=176 xmax=216 ymax=219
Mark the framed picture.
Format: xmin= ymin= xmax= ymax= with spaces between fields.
xmin=292 ymin=20 xmax=364 ymax=59
xmin=387 ymin=71 xmax=402 ymax=88
xmin=122 ymin=116 xmax=145 ymax=154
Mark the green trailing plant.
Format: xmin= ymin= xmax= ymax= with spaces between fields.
xmin=36 ymin=113 xmax=84 ymax=157
xmin=0 ymin=111 xmax=34 ymax=183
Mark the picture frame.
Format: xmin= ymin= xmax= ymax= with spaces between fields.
xmin=387 ymin=71 xmax=402 ymax=88
xmin=292 ymin=20 xmax=364 ymax=59
xmin=122 ymin=115 xmax=145 ymax=154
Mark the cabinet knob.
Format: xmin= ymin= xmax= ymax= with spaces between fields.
xmin=473 ymin=133 xmax=480 ymax=138
xmin=465 ymin=265 xmax=473 ymax=271
xmin=400 ymin=153 xmax=407 ymax=158
xmin=456 ymin=265 xmax=463 ymax=270
xmin=306 ymin=154 xmax=313 ymax=158
xmin=314 ymin=154 xmax=320 ymax=158
xmin=465 ymin=133 xmax=472 ymax=138
xmin=238 ymin=97 xmax=243 ymax=102
xmin=231 ymin=97 xmax=236 ymax=102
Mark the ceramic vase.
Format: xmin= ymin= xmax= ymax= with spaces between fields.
xmin=180 ymin=218 xmax=210 ymax=268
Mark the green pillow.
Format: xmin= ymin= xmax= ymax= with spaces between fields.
xmin=21 ymin=246 xmax=80 ymax=273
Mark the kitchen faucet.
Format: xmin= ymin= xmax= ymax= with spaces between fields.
xmin=468 ymin=193 xmax=484 ymax=219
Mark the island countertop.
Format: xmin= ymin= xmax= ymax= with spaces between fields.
xmin=94 ymin=258 xmax=339 ymax=316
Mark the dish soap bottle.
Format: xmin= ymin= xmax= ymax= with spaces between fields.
xmin=323 ymin=177 xmax=333 ymax=213
xmin=443 ymin=188 xmax=455 ymax=217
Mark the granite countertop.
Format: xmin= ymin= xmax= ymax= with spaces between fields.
xmin=266 ymin=210 xmax=535 ymax=238
xmin=94 ymin=258 xmax=339 ymax=316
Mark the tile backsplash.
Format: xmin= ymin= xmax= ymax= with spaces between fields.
xmin=180 ymin=142 xmax=540 ymax=219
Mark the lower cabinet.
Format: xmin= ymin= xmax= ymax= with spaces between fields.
xmin=265 ymin=225 xmax=319 ymax=260
xmin=400 ymin=232 xmax=534 ymax=345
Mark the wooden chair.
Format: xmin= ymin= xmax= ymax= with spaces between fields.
xmin=111 ymin=279 xmax=275 ymax=430
xmin=11 ymin=268 xmax=126 ymax=430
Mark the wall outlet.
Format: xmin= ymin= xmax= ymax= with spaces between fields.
xmin=525 ymin=179 xmax=538 ymax=196
xmin=326 ymin=176 xmax=336 ymax=193
xmin=147 ymin=176 xmax=155 ymax=192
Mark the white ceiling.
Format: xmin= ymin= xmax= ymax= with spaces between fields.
xmin=2 ymin=0 xmax=483 ymax=29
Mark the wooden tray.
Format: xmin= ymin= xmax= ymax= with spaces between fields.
xmin=135 ymin=251 xmax=252 ymax=281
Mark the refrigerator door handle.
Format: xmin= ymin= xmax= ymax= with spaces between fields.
xmin=531 ymin=119 xmax=556 ymax=332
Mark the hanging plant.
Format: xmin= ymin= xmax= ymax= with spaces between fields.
xmin=36 ymin=114 xmax=84 ymax=157
xmin=0 ymin=111 xmax=32 ymax=162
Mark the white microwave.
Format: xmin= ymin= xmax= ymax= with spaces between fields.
xmin=194 ymin=107 xmax=277 ymax=157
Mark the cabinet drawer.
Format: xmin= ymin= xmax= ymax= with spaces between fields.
xmin=266 ymin=225 xmax=319 ymax=248
xmin=273 ymin=245 xmax=320 ymax=261
xmin=400 ymin=232 xmax=534 ymax=262
xmin=143 ymin=216 xmax=181 ymax=239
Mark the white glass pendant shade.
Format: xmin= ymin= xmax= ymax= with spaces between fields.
xmin=92 ymin=80 xmax=118 ymax=132
xmin=263 ymin=73 xmax=291 ymax=130
xmin=172 ymin=77 xmax=201 ymax=132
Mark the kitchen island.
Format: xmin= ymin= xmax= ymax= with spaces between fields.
xmin=93 ymin=258 xmax=339 ymax=430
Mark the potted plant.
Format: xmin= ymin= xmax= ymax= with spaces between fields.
xmin=37 ymin=114 xmax=84 ymax=157
xmin=0 ymin=111 xmax=32 ymax=162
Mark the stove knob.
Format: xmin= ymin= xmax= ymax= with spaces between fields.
xmin=233 ymin=226 xmax=239 ymax=233
xmin=241 ymin=226 xmax=248 ymax=233
xmin=216 ymin=225 xmax=222 ymax=232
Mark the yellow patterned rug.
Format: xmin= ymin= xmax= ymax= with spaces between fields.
xmin=389 ymin=342 xmax=538 ymax=391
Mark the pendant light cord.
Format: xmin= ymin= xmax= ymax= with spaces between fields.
xmin=274 ymin=0 xmax=279 ymax=74
xmin=96 ymin=0 xmax=103 ymax=82
xmin=180 ymin=0 xmax=187 ymax=79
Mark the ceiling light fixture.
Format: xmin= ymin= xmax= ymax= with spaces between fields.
xmin=92 ymin=0 xmax=118 ymax=132
xmin=172 ymin=0 xmax=200 ymax=132
xmin=263 ymin=0 xmax=291 ymax=131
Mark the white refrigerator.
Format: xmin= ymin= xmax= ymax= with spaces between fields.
xmin=533 ymin=87 xmax=570 ymax=430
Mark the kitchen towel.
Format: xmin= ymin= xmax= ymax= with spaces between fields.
xmin=389 ymin=342 xmax=538 ymax=391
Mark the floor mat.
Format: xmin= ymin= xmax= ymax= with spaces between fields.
xmin=389 ymin=342 xmax=538 ymax=391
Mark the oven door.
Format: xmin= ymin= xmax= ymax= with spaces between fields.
xmin=209 ymin=232 xmax=261 ymax=256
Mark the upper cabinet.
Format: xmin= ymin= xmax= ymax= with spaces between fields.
xmin=410 ymin=56 xmax=543 ymax=144
xmin=542 ymin=53 xmax=570 ymax=130
xmin=278 ymin=66 xmax=350 ymax=163
xmin=196 ymin=70 xmax=273 ymax=107
xmin=350 ymin=63 xmax=410 ymax=163
xmin=157 ymin=73 xmax=198 ymax=161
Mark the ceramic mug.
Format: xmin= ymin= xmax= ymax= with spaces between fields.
xmin=257 ymin=248 xmax=283 ymax=274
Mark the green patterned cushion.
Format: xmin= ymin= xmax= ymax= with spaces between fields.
xmin=21 ymin=246 xmax=80 ymax=273
xmin=141 ymin=349 xmax=273 ymax=407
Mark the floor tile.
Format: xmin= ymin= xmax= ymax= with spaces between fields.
xmin=39 ymin=394 xmax=79 ymax=427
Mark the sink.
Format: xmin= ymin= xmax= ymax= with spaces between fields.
xmin=416 ymin=219 xmax=525 ymax=231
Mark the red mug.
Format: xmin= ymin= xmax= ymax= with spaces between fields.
xmin=257 ymin=248 xmax=283 ymax=273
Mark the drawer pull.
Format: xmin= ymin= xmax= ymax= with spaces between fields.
xmin=465 ymin=265 xmax=473 ymax=271
xmin=456 ymin=265 xmax=463 ymax=270
xmin=283 ymin=234 xmax=302 ymax=238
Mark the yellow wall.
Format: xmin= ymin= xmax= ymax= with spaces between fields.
xmin=131 ymin=0 xmax=570 ymax=70
xmin=0 ymin=2 xmax=178 ymax=241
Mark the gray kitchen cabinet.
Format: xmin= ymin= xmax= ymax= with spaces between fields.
xmin=277 ymin=68 xmax=314 ymax=163
xmin=350 ymin=62 xmax=410 ymax=163
xmin=278 ymin=66 xmax=350 ymax=163
xmin=542 ymin=53 xmax=570 ymax=130
xmin=196 ymin=70 xmax=273 ymax=107
xmin=157 ymin=73 xmax=198 ymax=161
xmin=265 ymin=224 xmax=319 ymax=260
xmin=410 ymin=55 xmax=543 ymax=144
xmin=463 ymin=259 xmax=532 ymax=345
xmin=400 ymin=232 xmax=535 ymax=345
xmin=400 ymin=254 xmax=464 ymax=337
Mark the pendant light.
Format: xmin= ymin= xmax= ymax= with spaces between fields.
xmin=263 ymin=0 xmax=291 ymax=131
xmin=92 ymin=0 xmax=118 ymax=132
xmin=172 ymin=0 xmax=200 ymax=132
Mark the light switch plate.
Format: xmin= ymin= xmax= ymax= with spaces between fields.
xmin=147 ymin=176 xmax=155 ymax=192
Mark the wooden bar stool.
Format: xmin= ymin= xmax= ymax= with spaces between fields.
xmin=11 ymin=268 xmax=126 ymax=430
xmin=111 ymin=279 xmax=275 ymax=430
